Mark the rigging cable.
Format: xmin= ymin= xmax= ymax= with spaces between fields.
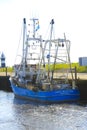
xmin=14 ymin=22 xmax=23 ymax=65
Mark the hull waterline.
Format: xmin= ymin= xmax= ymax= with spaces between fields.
xmin=11 ymin=84 xmax=80 ymax=104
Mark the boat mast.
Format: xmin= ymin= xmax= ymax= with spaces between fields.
xmin=48 ymin=19 xmax=54 ymax=81
xmin=64 ymin=33 xmax=75 ymax=88
xmin=22 ymin=18 xmax=26 ymax=77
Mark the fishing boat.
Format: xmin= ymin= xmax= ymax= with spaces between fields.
xmin=10 ymin=18 xmax=80 ymax=104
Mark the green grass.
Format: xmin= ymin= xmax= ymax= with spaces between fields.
xmin=45 ymin=63 xmax=87 ymax=73
xmin=0 ymin=63 xmax=87 ymax=73
xmin=0 ymin=67 xmax=13 ymax=72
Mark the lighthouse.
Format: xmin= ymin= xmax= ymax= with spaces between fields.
xmin=1 ymin=52 xmax=6 ymax=67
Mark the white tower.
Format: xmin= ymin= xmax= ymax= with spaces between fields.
xmin=1 ymin=52 xmax=5 ymax=67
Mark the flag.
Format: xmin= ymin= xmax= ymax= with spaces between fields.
xmin=35 ymin=20 xmax=40 ymax=31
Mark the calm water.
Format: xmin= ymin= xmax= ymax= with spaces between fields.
xmin=0 ymin=91 xmax=87 ymax=130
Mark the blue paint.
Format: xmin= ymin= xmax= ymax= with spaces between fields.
xmin=11 ymin=83 xmax=80 ymax=104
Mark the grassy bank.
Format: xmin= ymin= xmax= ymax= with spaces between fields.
xmin=45 ymin=63 xmax=87 ymax=73
xmin=0 ymin=63 xmax=87 ymax=73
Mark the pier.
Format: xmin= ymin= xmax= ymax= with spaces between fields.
xmin=0 ymin=76 xmax=12 ymax=92
xmin=76 ymin=79 xmax=87 ymax=102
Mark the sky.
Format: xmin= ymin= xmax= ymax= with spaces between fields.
xmin=0 ymin=0 xmax=87 ymax=66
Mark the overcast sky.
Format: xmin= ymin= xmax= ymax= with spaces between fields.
xmin=0 ymin=0 xmax=87 ymax=66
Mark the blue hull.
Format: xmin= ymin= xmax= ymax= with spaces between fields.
xmin=11 ymin=84 xmax=80 ymax=104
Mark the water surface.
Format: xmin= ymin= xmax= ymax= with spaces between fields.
xmin=0 ymin=91 xmax=87 ymax=130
